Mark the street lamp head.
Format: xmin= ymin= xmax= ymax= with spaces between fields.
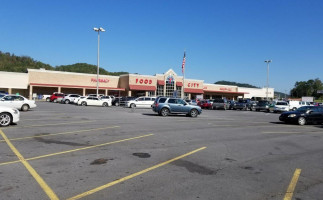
xmin=93 ymin=27 xmax=105 ymax=32
xmin=264 ymin=60 xmax=272 ymax=63
xmin=99 ymin=27 xmax=106 ymax=32
xmin=93 ymin=27 xmax=99 ymax=31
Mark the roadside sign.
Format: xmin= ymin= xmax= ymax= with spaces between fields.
xmin=317 ymin=90 xmax=323 ymax=94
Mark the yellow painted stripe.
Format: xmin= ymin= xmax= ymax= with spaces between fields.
xmin=0 ymin=134 xmax=153 ymax=166
xmin=1 ymin=120 xmax=94 ymax=129
xmin=0 ymin=126 xmax=120 ymax=143
xmin=262 ymin=132 xmax=300 ymax=134
xmin=283 ymin=168 xmax=302 ymax=200
xmin=0 ymin=129 xmax=59 ymax=200
xmin=67 ymin=147 xmax=207 ymax=200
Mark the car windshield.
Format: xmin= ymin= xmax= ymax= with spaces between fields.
xmin=276 ymin=102 xmax=288 ymax=105
xmin=296 ymin=106 xmax=312 ymax=113
xmin=0 ymin=94 xmax=4 ymax=98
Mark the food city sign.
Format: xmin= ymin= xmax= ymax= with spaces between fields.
xmin=220 ymin=87 xmax=233 ymax=92
xmin=187 ymin=82 xmax=200 ymax=88
xmin=91 ymin=78 xmax=110 ymax=83
xmin=135 ymin=78 xmax=153 ymax=85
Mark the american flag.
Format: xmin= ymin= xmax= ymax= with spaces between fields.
xmin=182 ymin=51 xmax=186 ymax=74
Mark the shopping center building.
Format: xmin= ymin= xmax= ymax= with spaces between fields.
xmin=0 ymin=68 xmax=274 ymax=100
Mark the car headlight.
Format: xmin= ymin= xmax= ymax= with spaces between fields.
xmin=288 ymin=114 xmax=296 ymax=118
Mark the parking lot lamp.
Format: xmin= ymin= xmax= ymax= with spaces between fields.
xmin=264 ymin=60 xmax=272 ymax=100
xmin=93 ymin=27 xmax=105 ymax=96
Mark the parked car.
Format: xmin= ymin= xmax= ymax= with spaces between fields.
xmin=42 ymin=95 xmax=51 ymax=102
xmin=50 ymin=92 xmax=65 ymax=103
xmin=233 ymin=99 xmax=254 ymax=110
xmin=227 ymin=100 xmax=236 ymax=110
xmin=255 ymin=100 xmax=270 ymax=112
xmin=212 ymin=99 xmax=229 ymax=110
xmin=0 ymin=106 xmax=20 ymax=127
xmin=61 ymin=94 xmax=81 ymax=104
xmin=152 ymin=97 xmax=202 ymax=117
xmin=288 ymin=100 xmax=311 ymax=111
xmin=273 ymin=101 xmax=289 ymax=113
xmin=185 ymin=99 xmax=198 ymax=106
xmin=73 ymin=96 xmax=86 ymax=104
xmin=114 ymin=96 xmax=136 ymax=106
xmin=0 ymin=94 xmax=37 ymax=111
xmin=198 ymin=100 xmax=213 ymax=109
xmin=77 ymin=96 xmax=112 ymax=107
xmin=126 ymin=96 xmax=156 ymax=108
xmin=279 ymin=106 xmax=323 ymax=125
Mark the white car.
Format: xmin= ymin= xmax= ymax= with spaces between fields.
xmin=61 ymin=94 xmax=81 ymax=104
xmin=77 ymin=96 xmax=112 ymax=107
xmin=0 ymin=94 xmax=37 ymax=111
xmin=73 ymin=96 xmax=86 ymax=104
xmin=126 ymin=97 xmax=156 ymax=108
xmin=273 ymin=101 xmax=290 ymax=113
xmin=0 ymin=106 xmax=20 ymax=127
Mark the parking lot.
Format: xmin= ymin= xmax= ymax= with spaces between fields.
xmin=1 ymin=102 xmax=323 ymax=200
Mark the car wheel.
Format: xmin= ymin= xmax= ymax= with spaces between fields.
xmin=190 ymin=109 xmax=198 ymax=117
xmin=292 ymin=107 xmax=297 ymax=111
xmin=53 ymin=99 xmax=57 ymax=103
xmin=130 ymin=103 xmax=136 ymax=108
xmin=256 ymin=109 xmax=259 ymax=111
xmin=21 ymin=104 xmax=29 ymax=112
xmin=0 ymin=112 xmax=12 ymax=127
xmin=102 ymin=102 xmax=108 ymax=107
xmin=65 ymin=100 xmax=70 ymax=104
xmin=160 ymin=108 xmax=169 ymax=117
xmin=115 ymin=102 xmax=119 ymax=106
xmin=46 ymin=97 xmax=50 ymax=102
xmin=298 ymin=117 xmax=306 ymax=126
xmin=81 ymin=101 xmax=87 ymax=106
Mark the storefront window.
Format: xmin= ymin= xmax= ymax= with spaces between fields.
xmin=165 ymin=80 xmax=174 ymax=97
xmin=148 ymin=91 xmax=155 ymax=97
xmin=157 ymin=85 xmax=164 ymax=96
xmin=176 ymin=86 xmax=182 ymax=98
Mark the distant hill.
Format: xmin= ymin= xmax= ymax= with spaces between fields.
xmin=0 ymin=51 xmax=128 ymax=76
xmin=214 ymin=80 xmax=259 ymax=88
xmin=0 ymin=51 xmax=53 ymax=72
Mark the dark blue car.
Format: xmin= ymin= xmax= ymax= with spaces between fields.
xmin=152 ymin=97 xmax=202 ymax=117
xmin=279 ymin=106 xmax=323 ymax=125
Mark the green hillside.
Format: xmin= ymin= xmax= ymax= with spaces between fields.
xmin=0 ymin=51 xmax=128 ymax=76
xmin=214 ymin=80 xmax=259 ymax=88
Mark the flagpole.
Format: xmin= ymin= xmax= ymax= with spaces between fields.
xmin=182 ymin=51 xmax=186 ymax=99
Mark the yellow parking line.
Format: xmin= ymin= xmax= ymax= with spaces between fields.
xmin=284 ymin=168 xmax=301 ymax=200
xmin=0 ymin=134 xmax=154 ymax=167
xmin=67 ymin=147 xmax=207 ymax=200
xmin=262 ymin=132 xmax=300 ymax=134
xmin=0 ymin=129 xmax=59 ymax=200
xmin=1 ymin=120 xmax=94 ymax=129
xmin=0 ymin=126 xmax=120 ymax=143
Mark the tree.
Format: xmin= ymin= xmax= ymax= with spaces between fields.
xmin=290 ymin=78 xmax=323 ymax=99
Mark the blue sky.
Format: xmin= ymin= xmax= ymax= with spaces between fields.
xmin=1 ymin=0 xmax=323 ymax=93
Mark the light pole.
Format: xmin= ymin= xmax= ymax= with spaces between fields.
xmin=264 ymin=60 xmax=272 ymax=100
xmin=93 ymin=27 xmax=105 ymax=96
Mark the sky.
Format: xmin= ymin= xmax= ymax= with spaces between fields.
xmin=1 ymin=0 xmax=323 ymax=93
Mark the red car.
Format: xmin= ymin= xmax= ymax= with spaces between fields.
xmin=50 ymin=92 xmax=65 ymax=103
xmin=198 ymin=100 xmax=212 ymax=109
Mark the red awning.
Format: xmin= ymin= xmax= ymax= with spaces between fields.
xmin=129 ymin=85 xmax=156 ymax=91
xmin=157 ymin=80 xmax=165 ymax=85
xmin=29 ymin=83 xmax=125 ymax=91
xmin=203 ymin=90 xmax=249 ymax=95
xmin=176 ymin=82 xmax=183 ymax=86
xmin=184 ymin=88 xmax=204 ymax=94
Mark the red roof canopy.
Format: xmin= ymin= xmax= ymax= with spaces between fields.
xmin=184 ymin=88 xmax=204 ymax=94
xmin=157 ymin=80 xmax=165 ymax=85
xmin=176 ymin=82 xmax=183 ymax=86
xmin=129 ymin=85 xmax=156 ymax=91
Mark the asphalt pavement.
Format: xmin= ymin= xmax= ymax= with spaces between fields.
xmin=0 ymin=102 xmax=322 ymax=200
